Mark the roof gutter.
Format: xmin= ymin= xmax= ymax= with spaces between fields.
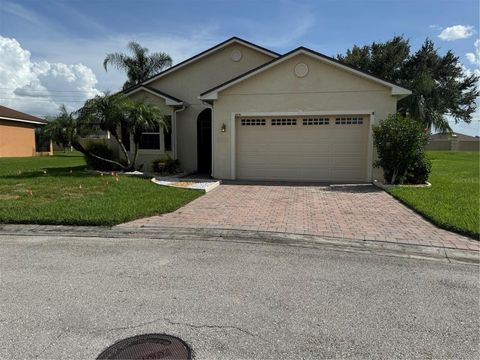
xmin=173 ymin=105 xmax=187 ymax=160
xmin=0 ymin=116 xmax=47 ymax=125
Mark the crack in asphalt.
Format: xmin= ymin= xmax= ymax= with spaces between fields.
xmin=163 ymin=317 xmax=258 ymax=338
xmin=91 ymin=316 xmax=259 ymax=339
xmin=443 ymin=248 xmax=452 ymax=263
xmin=91 ymin=317 xmax=165 ymax=334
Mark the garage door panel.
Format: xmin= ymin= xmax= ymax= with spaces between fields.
xmin=330 ymin=156 xmax=363 ymax=166
xmin=331 ymin=168 xmax=364 ymax=181
xmin=236 ymin=115 xmax=368 ymax=182
xmin=295 ymin=144 xmax=331 ymax=153
xmin=330 ymin=142 xmax=364 ymax=154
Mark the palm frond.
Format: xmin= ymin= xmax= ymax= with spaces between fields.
xmin=148 ymin=52 xmax=172 ymax=70
xmin=127 ymin=41 xmax=147 ymax=56
xmin=106 ymin=41 xmax=173 ymax=87
xmin=103 ymin=53 xmax=129 ymax=72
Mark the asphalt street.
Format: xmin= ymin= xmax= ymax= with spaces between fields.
xmin=0 ymin=234 xmax=478 ymax=359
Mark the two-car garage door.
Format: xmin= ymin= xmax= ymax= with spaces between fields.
xmin=236 ymin=115 xmax=369 ymax=182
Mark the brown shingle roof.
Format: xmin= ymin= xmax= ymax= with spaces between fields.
xmin=0 ymin=105 xmax=47 ymax=124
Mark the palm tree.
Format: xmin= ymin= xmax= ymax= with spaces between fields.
xmin=77 ymin=93 xmax=169 ymax=171
xmin=103 ymin=41 xmax=172 ymax=90
xmin=41 ymin=105 xmax=79 ymax=151
xmin=127 ymin=102 xmax=169 ymax=169
xmin=77 ymin=93 xmax=133 ymax=169
xmin=41 ymin=103 xmax=127 ymax=169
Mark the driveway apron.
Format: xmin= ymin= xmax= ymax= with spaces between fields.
xmin=120 ymin=184 xmax=479 ymax=251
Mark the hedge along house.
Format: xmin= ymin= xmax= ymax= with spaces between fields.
xmin=121 ymin=37 xmax=411 ymax=182
xmin=0 ymin=105 xmax=50 ymax=157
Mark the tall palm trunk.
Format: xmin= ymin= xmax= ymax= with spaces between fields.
xmin=130 ymin=144 xmax=140 ymax=171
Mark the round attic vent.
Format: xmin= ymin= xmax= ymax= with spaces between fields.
xmin=231 ymin=49 xmax=242 ymax=62
xmin=294 ymin=63 xmax=309 ymax=78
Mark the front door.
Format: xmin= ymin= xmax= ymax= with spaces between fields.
xmin=197 ymin=108 xmax=212 ymax=174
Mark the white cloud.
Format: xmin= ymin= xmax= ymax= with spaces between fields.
xmin=17 ymin=29 xmax=225 ymax=92
xmin=438 ymin=25 xmax=475 ymax=41
xmin=466 ymin=39 xmax=480 ymax=66
xmin=0 ymin=36 xmax=101 ymax=117
xmin=460 ymin=63 xmax=480 ymax=81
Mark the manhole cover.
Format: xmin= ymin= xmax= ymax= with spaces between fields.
xmin=97 ymin=333 xmax=191 ymax=360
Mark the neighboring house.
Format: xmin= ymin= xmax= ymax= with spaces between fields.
xmin=0 ymin=105 xmax=51 ymax=157
xmin=119 ymin=37 xmax=411 ymax=182
xmin=427 ymin=132 xmax=480 ymax=151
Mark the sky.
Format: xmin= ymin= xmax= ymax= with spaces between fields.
xmin=0 ymin=0 xmax=479 ymax=135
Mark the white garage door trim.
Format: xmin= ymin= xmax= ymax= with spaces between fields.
xmin=230 ymin=110 xmax=374 ymax=181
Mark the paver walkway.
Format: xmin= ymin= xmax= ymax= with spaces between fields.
xmin=120 ymin=184 xmax=479 ymax=251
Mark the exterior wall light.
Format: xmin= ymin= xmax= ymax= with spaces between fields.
xmin=221 ymin=123 xmax=226 ymax=132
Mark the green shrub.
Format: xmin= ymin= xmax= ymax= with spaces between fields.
xmin=406 ymin=155 xmax=432 ymax=184
xmin=373 ymin=114 xmax=429 ymax=184
xmin=153 ymin=156 xmax=180 ymax=174
xmin=83 ymin=140 xmax=120 ymax=171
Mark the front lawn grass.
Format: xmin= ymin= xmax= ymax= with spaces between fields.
xmin=387 ymin=151 xmax=479 ymax=239
xmin=0 ymin=152 xmax=202 ymax=226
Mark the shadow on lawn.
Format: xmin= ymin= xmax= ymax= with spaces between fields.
xmin=0 ymin=166 xmax=90 ymax=180
xmin=222 ymin=180 xmax=380 ymax=193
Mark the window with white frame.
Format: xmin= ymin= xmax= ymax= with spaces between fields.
xmin=335 ymin=116 xmax=364 ymax=125
xmin=139 ymin=123 xmax=161 ymax=149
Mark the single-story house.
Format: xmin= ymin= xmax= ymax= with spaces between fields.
xmin=427 ymin=132 xmax=480 ymax=151
xmin=0 ymin=105 xmax=51 ymax=157
xmin=118 ymin=37 xmax=411 ymax=182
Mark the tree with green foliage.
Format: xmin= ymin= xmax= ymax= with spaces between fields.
xmin=337 ymin=36 xmax=479 ymax=132
xmin=76 ymin=93 xmax=168 ymax=171
xmin=373 ymin=114 xmax=431 ymax=184
xmin=41 ymin=104 xmax=124 ymax=168
xmin=103 ymin=41 xmax=172 ymax=90
xmin=41 ymin=105 xmax=78 ymax=151
xmin=126 ymin=102 xmax=169 ymax=169
xmin=43 ymin=94 xmax=169 ymax=171
xmin=77 ymin=93 xmax=132 ymax=168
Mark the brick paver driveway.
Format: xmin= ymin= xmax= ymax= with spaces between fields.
xmin=121 ymin=183 xmax=479 ymax=251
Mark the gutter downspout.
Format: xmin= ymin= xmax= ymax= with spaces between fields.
xmin=201 ymin=100 xmax=214 ymax=177
xmin=173 ymin=105 xmax=186 ymax=160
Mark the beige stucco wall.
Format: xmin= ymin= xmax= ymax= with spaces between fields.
xmin=211 ymin=53 xmax=398 ymax=180
xmin=0 ymin=120 xmax=36 ymax=157
xmin=147 ymin=43 xmax=275 ymax=172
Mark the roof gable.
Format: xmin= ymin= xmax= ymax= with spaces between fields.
xmin=124 ymin=37 xmax=279 ymax=91
xmin=200 ymin=47 xmax=411 ymax=100
xmin=124 ymin=85 xmax=184 ymax=106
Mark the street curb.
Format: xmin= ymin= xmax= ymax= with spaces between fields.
xmin=0 ymin=224 xmax=478 ymax=264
